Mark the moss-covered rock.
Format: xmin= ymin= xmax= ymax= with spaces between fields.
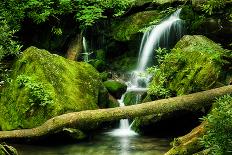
xmin=0 ymin=46 xmax=108 ymax=131
xmin=133 ymin=35 xmax=231 ymax=135
xmin=103 ymin=80 xmax=127 ymax=99
xmin=123 ymin=91 xmax=144 ymax=106
xmin=135 ymin=0 xmax=186 ymax=7
xmin=108 ymin=94 xmax=120 ymax=108
xmin=111 ymin=10 xmax=166 ymax=41
xmin=149 ymin=35 xmax=229 ymax=96
xmin=123 ymin=92 xmax=138 ymax=106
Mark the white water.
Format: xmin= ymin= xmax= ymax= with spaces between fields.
xmin=109 ymin=94 xmax=138 ymax=137
xmin=109 ymin=9 xmax=184 ymax=138
xmin=82 ymin=37 xmax=90 ymax=62
xmin=137 ymin=9 xmax=184 ymax=72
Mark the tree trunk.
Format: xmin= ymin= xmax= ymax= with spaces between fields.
xmin=66 ymin=31 xmax=83 ymax=61
xmin=0 ymin=85 xmax=232 ymax=141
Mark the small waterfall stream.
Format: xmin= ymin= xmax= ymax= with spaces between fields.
xmin=82 ymin=37 xmax=90 ymax=62
xmin=109 ymin=9 xmax=185 ymax=139
xmin=137 ymin=9 xmax=184 ymax=71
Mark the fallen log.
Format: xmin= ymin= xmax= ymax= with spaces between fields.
xmin=0 ymin=85 xmax=232 ymax=141
xmin=165 ymin=122 xmax=206 ymax=155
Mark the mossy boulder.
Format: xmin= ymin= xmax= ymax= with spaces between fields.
xmin=135 ymin=0 xmax=187 ymax=7
xmin=149 ymin=35 xmax=229 ymax=96
xmin=103 ymin=80 xmax=127 ymax=99
xmin=123 ymin=91 xmax=144 ymax=106
xmin=112 ymin=10 xmax=166 ymax=41
xmin=0 ymin=46 xmax=108 ymax=131
xmin=123 ymin=92 xmax=138 ymax=106
xmin=108 ymin=94 xmax=120 ymax=108
xmin=133 ymin=35 xmax=231 ymax=135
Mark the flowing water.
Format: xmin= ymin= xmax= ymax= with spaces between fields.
xmin=14 ymin=9 xmax=185 ymax=155
xmin=82 ymin=37 xmax=90 ymax=62
xmin=14 ymin=133 xmax=171 ymax=155
xmin=137 ymin=9 xmax=184 ymax=71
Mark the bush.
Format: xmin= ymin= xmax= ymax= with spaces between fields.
xmin=201 ymin=95 xmax=232 ymax=154
xmin=0 ymin=20 xmax=22 ymax=60
xmin=16 ymin=74 xmax=53 ymax=107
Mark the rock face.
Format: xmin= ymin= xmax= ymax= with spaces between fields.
xmin=133 ymin=35 xmax=231 ymax=135
xmin=0 ymin=46 xmax=108 ymax=130
xmin=103 ymin=80 xmax=127 ymax=99
xmin=111 ymin=10 xmax=166 ymax=41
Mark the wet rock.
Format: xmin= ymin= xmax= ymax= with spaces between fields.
xmin=103 ymin=80 xmax=127 ymax=99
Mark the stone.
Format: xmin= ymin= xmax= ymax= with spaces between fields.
xmin=103 ymin=80 xmax=127 ymax=99
xmin=0 ymin=46 xmax=108 ymax=131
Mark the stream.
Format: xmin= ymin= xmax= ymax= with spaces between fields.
xmin=14 ymin=132 xmax=171 ymax=155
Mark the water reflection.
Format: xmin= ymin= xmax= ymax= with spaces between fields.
xmin=14 ymin=131 xmax=171 ymax=155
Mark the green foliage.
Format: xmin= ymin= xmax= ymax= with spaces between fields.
xmin=16 ymin=74 xmax=53 ymax=107
xmin=146 ymin=48 xmax=171 ymax=98
xmin=0 ymin=20 xmax=22 ymax=60
xmin=147 ymin=66 xmax=171 ymax=98
xmin=202 ymin=0 xmax=226 ymax=15
xmin=0 ymin=0 xmax=134 ymax=60
xmin=155 ymin=47 xmax=170 ymax=65
xmin=201 ymin=95 xmax=232 ymax=154
xmin=148 ymin=36 xmax=227 ymax=97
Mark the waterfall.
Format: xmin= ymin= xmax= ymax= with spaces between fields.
xmin=82 ymin=37 xmax=90 ymax=62
xmin=137 ymin=9 xmax=184 ymax=72
xmin=109 ymin=94 xmax=138 ymax=137
xmin=108 ymin=9 xmax=185 ymax=138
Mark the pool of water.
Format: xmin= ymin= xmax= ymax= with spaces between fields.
xmin=14 ymin=130 xmax=171 ymax=155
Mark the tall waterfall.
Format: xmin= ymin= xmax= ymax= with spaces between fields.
xmin=108 ymin=9 xmax=185 ymax=138
xmin=137 ymin=9 xmax=184 ymax=72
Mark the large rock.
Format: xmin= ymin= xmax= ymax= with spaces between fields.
xmin=0 ymin=46 xmax=108 ymax=131
xmin=132 ymin=35 xmax=231 ymax=135
xmin=149 ymin=35 xmax=229 ymax=96
xmin=103 ymin=80 xmax=127 ymax=99
xmin=111 ymin=10 xmax=166 ymax=41
xmin=135 ymin=0 xmax=186 ymax=7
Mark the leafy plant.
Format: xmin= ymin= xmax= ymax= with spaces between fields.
xmin=16 ymin=75 xmax=53 ymax=107
xmin=155 ymin=47 xmax=170 ymax=65
xmin=147 ymin=66 xmax=171 ymax=98
xmin=0 ymin=0 xmax=135 ymax=60
xmin=0 ymin=20 xmax=22 ymax=60
xmin=201 ymin=95 xmax=232 ymax=154
xmin=202 ymin=0 xmax=226 ymax=15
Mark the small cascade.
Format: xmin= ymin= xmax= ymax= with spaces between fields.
xmin=109 ymin=94 xmax=138 ymax=137
xmin=82 ymin=37 xmax=90 ymax=62
xmin=137 ymin=8 xmax=184 ymax=72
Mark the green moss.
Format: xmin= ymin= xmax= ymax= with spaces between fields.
xmin=133 ymin=35 xmax=230 ymax=134
xmin=112 ymin=10 xmax=166 ymax=41
xmin=103 ymin=80 xmax=127 ymax=99
xmin=149 ymin=35 xmax=227 ymax=96
xmin=123 ymin=92 xmax=139 ymax=106
xmin=0 ymin=46 xmax=106 ymax=130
